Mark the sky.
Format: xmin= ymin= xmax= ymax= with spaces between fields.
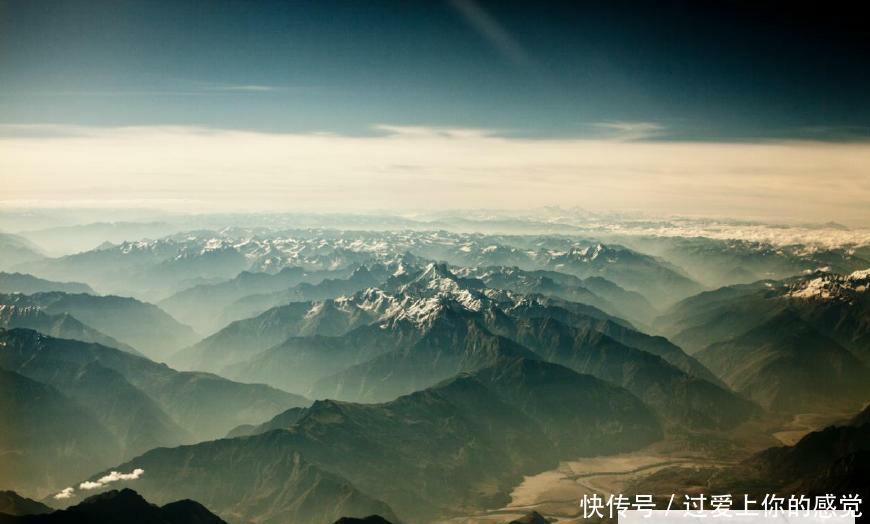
xmin=1 ymin=0 xmax=869 ymax=224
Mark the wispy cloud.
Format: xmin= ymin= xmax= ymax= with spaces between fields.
xmin=591 ymin=121 xmax=666 ymax=141
xmin=449 ymin=0 xmax=532 ymax=68
xmin=0 ymin=83 xmax=284 ymax=98
xmin=204 ymin=84 xmax=282 ymax=92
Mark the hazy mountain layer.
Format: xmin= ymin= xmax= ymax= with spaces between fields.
xmin=481 ymin=315 xmax=757 ymax=430
xmin=621 ymin=236 xmax=870 ymax=288
xmin=459 ymin=266 xmax=657 ymax=326
xmin=309 ymin=308 xmax=539 ymax=402
xmin=696 ymin=311 xmax=870 ymax=412
xmin=0 ymin=293 xmax=197 ymax=360
xmin=0 ymin=369 xmax=118 ymax=496
xmin=0 ymin=234 xmax=45 ymax=271
xmin=206 ymin=264 xmax=742 ymax=430
xmin=0 ymin=273 xmax=93 ymax=295
xmin=172 ymin=294 xmax=389 ymax=373
xmin=658 ymin=270 xmax=870 ymax=364
xmin=159 ymin=265 xmax=357 ymax=333
xmin=0 ymin=305 xmax=140 ymax=355
xmin=0 ymin=329 xmax=308 ymax=443
xmin=15 ymin=230 xmax=707 ymax=306
xmin=220 ymin=265 xmax=392 ymax=326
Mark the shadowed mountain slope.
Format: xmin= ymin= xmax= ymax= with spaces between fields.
xmin=0 ymin=489 xmax=226 ymax=524
xmin=69 ymin=358 xmax=659 ymax=523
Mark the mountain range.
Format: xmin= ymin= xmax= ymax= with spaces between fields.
xmin=0 ymin=273 xmax=93 ymax=295
xmin=657 ymin=269 xmax=870 ymax=363
xmin=0 ymin=328 xmax=308 ymax=493
xmin=696 ymin=311 xmax=870 ymax=412
xmin=13 ymin=230 xmax=708 ymax=306
xmin=0 ymin=304 xmax=140 ymax=355
xmin=0 ymin=293 xmax=198 ymax=360
xmin=62 ymin=358 xmax=660 ymax=523
xmin=184 ymin=262 xmax=752 ymax=432
xmin=2 ymin=222 xmax=868 ymax=524
xmin=158 ymin=265 xmax=359 ymax=334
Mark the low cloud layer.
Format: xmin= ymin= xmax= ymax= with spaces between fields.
xmin=2 ymin=124 xmax=869 ymax=226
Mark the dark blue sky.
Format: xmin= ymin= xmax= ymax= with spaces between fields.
xmin=2 ymin=0 xmax=869 ymax=139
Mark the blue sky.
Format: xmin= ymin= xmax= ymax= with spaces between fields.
xmin=2 ymin=0 xmax=868 ymax=139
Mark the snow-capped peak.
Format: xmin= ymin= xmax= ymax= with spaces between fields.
xmin=786 ymin=268 xmax=870 ymax=301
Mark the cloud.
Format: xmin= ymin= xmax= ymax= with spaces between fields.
xmin=206 ymin=84 xmax=281 ymax=92
xmin=0 ymin=83 xmax=283 ymax=98
xmin=591 ymin=121 xmax=666 ymax=141
xmin=449 ymin=0 xmax=532 ymax=68
xmin=1 ymin=124 xmax=869 ymax=226
xmin=53 ymin=487 xmax=74 ymax=500
xmin=78 ymin=468 xmax=145 ymax=490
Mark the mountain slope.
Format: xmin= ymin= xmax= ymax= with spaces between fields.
xmin=696 ymin=312 xmax=870 ymax=412
xmin=0 ymin=234 xmax=45 ymax=271
xmin=158 ymin=266 xmax=355 ymax=333
xmin=482 ymin=315 xmax=757 ymax=430
xmin=543 ymin=244 xmax=703 ymax=306
xmin=0 ymin=329 xmax=308 ymax=442
xmin=0 ymin=304 xmax=140 ymax=355
xmin=0 ymin=369 xmax=119 ymax=496
xmin=308 ymin=305 xmax=538 ymax=402
xmin=221 ymin=265 xmax=391 ymax=326
xmin=0 ymin=492 xmax=51 ymax=517
xmin=464 ymin=266 xmax=657 ymax=326
xmin=709 ymin=405 xmax=870 ymax=504
xmin=0 ymin=273 xmax=93 ymax=295
xmin=223 ymin=320 xmax=419 ymax=394
xmin=171 ymin=288 xmax=397 ymax=373
xmin=74 ymin=358 xmax=658 ymax=523
xmin=21 ymin=237 xmax=251 ymax=303
xmin=0 ymin=489 xmax=227 ymax=524
xmin=71 ymin=445 xmax=397 ymax=524
xmin=0 ymin=293 xmax=197 ymax=360
xmin=507 ymin=297 xmax=719 ymax=383
xmin=658 ymin=270 xmax=870 ymax=364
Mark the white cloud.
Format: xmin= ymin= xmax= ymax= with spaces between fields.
xmin=1 ymin=124 xmax=869 ymax=226
xmin=78 ymin=468 xmax=144 ymax=490
xmin=53 ymin=487 xmax=74 ymax=500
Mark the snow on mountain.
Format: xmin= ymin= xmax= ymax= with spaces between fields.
xmin=786 ymin=268 xmax=870 ymax=301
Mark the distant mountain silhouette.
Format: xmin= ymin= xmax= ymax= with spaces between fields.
xmin=0 ymin=292 xmax=197 ymax=360
xmin=0 ymin=273 xmax=93 ymax=295
xmin=0 ymin=491 xmax=51 ymax=517
xmin=0 ymin=489 xmax=226 ymax=524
